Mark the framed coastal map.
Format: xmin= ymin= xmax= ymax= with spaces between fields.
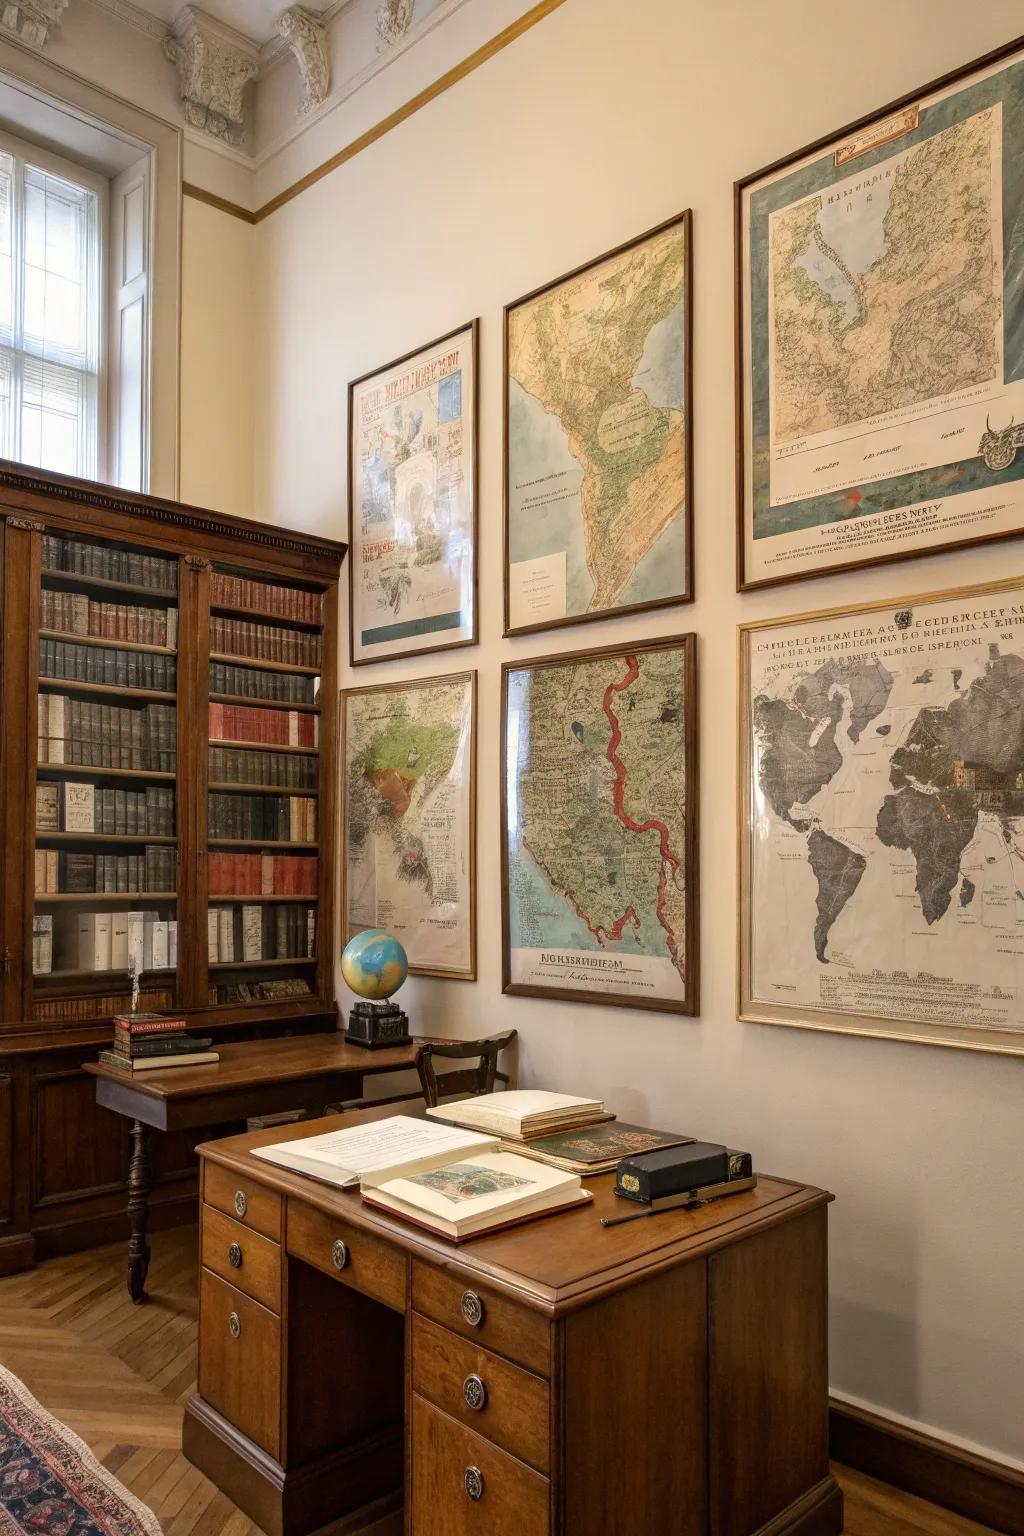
xmin=348 ymin=322 xmax=477 ymax=664
xmin=501 ymin=635 xmax=698 ymax=1014
xmin=503 ymin=212 xmax=692 ymax=635
xmin=740 ymin=580 xmax=1024 ymax=1055
xmin=737 ymin=37 xmax=1024 ymax=591
xmin=341 ymin=671 xmax=475 ymax=980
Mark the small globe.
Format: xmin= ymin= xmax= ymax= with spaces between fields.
xmin=341 ymin=930 xmax=408 ymax=1001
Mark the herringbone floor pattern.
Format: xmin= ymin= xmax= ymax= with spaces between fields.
xmin=0 ymin=1228 xmax=999 ymax=1536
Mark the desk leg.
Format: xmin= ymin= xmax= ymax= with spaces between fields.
xmin=127 ymin=1119 xmax=153 ymax=1304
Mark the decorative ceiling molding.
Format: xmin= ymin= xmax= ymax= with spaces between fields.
xmin=0 ymin=0 xmax=70 ymax=49
xmin=375 ymin=0 xmax=413 ymax=48
xmin=82 ymin=0 xmax=168 ymax=39
xmin=163 ymin=4 xmax=259 ymax=144
xmin=277 ymin=4 xmax=328 ymax=115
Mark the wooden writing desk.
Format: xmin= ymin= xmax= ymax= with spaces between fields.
xmin=84 ymin=1035 xmax=420 ymax=1303
xmin=185 ymin=1105 xmax=842 ymax=1536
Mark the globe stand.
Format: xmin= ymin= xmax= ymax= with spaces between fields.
xmin=345 ymin=998 xmax=412 ymax=1050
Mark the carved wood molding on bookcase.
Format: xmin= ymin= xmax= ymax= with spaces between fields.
xmin=0 ymin=462 xmax=346 ymax=570
xmin=829 ymin=1400 xmax=1024 ymax=1535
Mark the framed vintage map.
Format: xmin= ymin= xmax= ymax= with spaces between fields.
xmin=737 ymin=37 xmax=1024 ymax=591
xmin=348 ymin=322 xmax=477 ymax=665
xmin=501 ymin=635 xmax=698 ymax=1014
xmin=739 ymin=580 xmax=1024 ymax=1055
xmin=341 ymin=670 xmax=476 ymax=980
xmin=503 ymin=211 xmax=692 ymax=635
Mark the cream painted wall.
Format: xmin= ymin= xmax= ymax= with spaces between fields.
xmin=180 ymin=199 xmax=255 ymax=521
xmin=246 ymin=0 xmax=1024 ymax=1465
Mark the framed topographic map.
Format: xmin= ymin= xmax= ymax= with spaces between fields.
xmin=501 ymin=635 xmax=698 ymax=1014
xmin=739 ymin=581 xmax=1024 ymax=1055
xmin=348 ymin=321 xmax=477 ymax=665
xmin=737 ymin=37 xmax=1024 ymax=591
xmin=341 ymin=670 xmax=475 ymax=980
xmin=503 ymin=211 xmax=692 ymax=635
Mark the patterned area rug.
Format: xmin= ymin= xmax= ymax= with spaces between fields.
xmin=0 ymin=1365 xmax=162 ymax=1536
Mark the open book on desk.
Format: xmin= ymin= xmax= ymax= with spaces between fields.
xmin=363 ymin=1150 xmax=592 ymax=1241
xmin=251 ymin=1115 xmax=498 ymax=1191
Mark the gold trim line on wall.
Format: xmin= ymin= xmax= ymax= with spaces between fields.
xmin=182 ymin=0 xmax=570 ymax=226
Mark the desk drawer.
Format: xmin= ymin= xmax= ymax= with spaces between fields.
xmin=202 ymin=1205 xmax=282 ymax=1313
xmin=411 ymin=1395 xmax=548 ymax=1536
xmin=287 ymin=1200 xmax=407 ymax=1312
xmin=204 ymin=1161 xmax=282 ymax=1242
xmin=412 ymin=1261 xmax=551 ymax=1376
xmin=199 ymin=1269 xmax=281 ymax=1459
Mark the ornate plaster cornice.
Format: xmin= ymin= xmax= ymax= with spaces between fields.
xmin=376 ymin=0 xmax=413 ymax=48
xmin=0 ymin=0 xmax=70 ymax=49
xmin=163 ymin=5 xmax=259 ymax=146
xmin=277 ymin=5 xmax=329 ymax=115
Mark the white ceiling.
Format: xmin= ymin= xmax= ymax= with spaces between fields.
xmin=125 ymin=0 xmax=335 ymax=46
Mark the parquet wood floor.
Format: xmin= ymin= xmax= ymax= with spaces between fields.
xmin=0 ymin=1228 xmax=1000 ymax=1536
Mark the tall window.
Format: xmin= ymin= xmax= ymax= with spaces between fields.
xmin=0 ymin=138 xmax=102 ymax=481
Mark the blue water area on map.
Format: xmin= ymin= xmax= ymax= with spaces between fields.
xmin=438 ymin=369 xmax=462 ymax=423
xmin=508 ymin=379 xmax=593 ymax=613
xmin=795 ymin=181 xmax=894 ymax=320
xmin=509 ymin=846 xmax=599 ymax=951
xmin=616 ymin=512 xmax=685 ymax=607
xmin=631 ymin=303 xmax=686 ymax=411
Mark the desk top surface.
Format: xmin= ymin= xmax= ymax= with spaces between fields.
xmin=197 ymin=1103 xmax=831 ymax=1315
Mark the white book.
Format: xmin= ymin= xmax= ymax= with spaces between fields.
xmin=168 ymin=920 xmax=177 ymax=967
xmin=126 ymin=910 xmax=145 ymax=974
xmin=62 ymin=782 xmax=95 ymax=834
xmin=207 ymin=909 xmax=220 ymax=964
xmin=218 ymin=907 xmax=235 ymax=963
xmin=367 ymin=1151 xmax=589 ymax=1241
xmin=142 ymin=910 xmax=159 ymax=970
xmin=151 ymin=920 xmax=169 ymax=971
xmin=32 ymin=915 xmax=53 ymax=975
xmin=36 ymin=782 xmax=59 ymax=831
xmin=242 ymin=903 xmax=262 ymax=961
xmin=78 ymin=911 xmax=112 ymax=971
xmin=110 ymin=911 xmax=130 ymax=971
xmin=426 ymin=1090 xmax=605 ymax=1139
xmin=252 ymin=1115 xmax=499 ymax=1191
xmin=47 ymin=694 xmax=66 ymax=765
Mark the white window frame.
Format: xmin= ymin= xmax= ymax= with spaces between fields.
xmin=0 ymin=126 xmax=108 ymax=482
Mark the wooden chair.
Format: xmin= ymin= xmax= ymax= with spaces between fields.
xmin=415 ymin=1030 xmax=518 ymax=1109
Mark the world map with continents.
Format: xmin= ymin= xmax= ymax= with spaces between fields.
xmin=507 ymin=646 xmax=690 ymax=1003
xmin=750 ymin=597 xmax=1024 ymax=1031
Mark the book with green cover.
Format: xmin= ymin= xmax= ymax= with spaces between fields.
xmin=504 ymin=1122 xmax=694 ymax=1176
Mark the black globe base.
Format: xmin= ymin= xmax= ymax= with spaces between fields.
xmin=345 ymin=999 xmax=413 ymax=1049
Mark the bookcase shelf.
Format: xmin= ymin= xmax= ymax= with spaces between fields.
xmin=37 ymin=764 xmax=177 ymax=783
xmin=210 ymin=600 xmax=322 ymax=630
xmin=35 ymin=891 xmax=177 ymax=903
xmin=35 ymin=832 xmax=178 ymax=845
xmin=208 ymin=893 xmax=318 ymax=903
xmin=210 ymin=651 xmax=320 ymax=677
xmin=42 ymin=569 xmax=177 ymax=601
xmin=208 ymin=956 xmax=317 ymax=972
xmin=38 ymin=677 xmax=177 ymax=703
xmin=208 ymin=779 xmax=320 ymax=796
xmin=208 ymin=838 xmax=317 ymax=851
xmin=208 ymin=737 xmax=318 ymax=757
xmin=34 ymin=967 xmax=176 ymax=985
xmin=209 ymin=692 xmax=319 ymax=714
xmin=40 ymin=629 xmax=176 ymax=657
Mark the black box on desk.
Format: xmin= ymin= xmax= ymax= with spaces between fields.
xmin=614 ymin=1141 xmax=733 ymax=1204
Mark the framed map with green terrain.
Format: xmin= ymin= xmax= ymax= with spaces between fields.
xmin=740 ymin=580 xmax=1024 ymax=1055
xmin=342 ymin=671 xmax=475 ymax=980
xmin=737 ymin=36 xmax=1024 ymax=590
xmin=503 ymin=212 xmax=692 ymax=635
xmin=501 ymin=635 xmax=698 ymax=1014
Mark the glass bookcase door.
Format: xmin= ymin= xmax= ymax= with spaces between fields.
xmin=31 ymin=529 xmax=179 ymax=1025
xmin=206 ymin=563 xmax=323 ymax=1011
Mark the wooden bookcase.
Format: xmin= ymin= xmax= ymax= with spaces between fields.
xmin=0 ymin=462 xmax=345 ymax=1274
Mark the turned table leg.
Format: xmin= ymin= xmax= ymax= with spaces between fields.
xmin=127 ymin=1119 xmax=153 ymax=1304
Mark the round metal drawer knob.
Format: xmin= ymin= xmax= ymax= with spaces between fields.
xmin=233 ymin=1190 xmax=247 ymax=1217
xmin=463 ymin=1374 xmax=487 ymax=1412
xmin=228 ymin=1312 xmax=241 ymax=1340
xmin=460 ymin=1290 xmax=484 ymax=1327
xmin=228 ymin=1242 xmax=243 ymax=1270
xmin=331 ymin=1239 xmax=349 ymax=1272
xmin=464 ymin=1466 xmax=484 ymax=1502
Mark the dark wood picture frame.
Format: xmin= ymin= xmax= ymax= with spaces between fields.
xmin=347 ymin=319 xmax=479 ymax=667
xmin=735 ymin=32 xmax=1024 ymax=593
xmin=503 ymin=210 xmax=694 ymax=637
xmin=339 ymin=669 xmax=477 ymax=982
xmin=500 ymin=633 xmax=698 ymax=1015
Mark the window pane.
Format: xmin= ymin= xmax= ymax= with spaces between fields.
xmin=22 ymin=166 xmax=93 ymax=367
xmin=0 ymin=156 xmax=13 ymax=347
xmin=21 ymin=354 xmax=92 ymax=478
xmin=0 ymin=347 xmax=13 ymax=458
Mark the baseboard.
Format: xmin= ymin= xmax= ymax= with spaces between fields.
xmin=0 ymin=1232 xmax=36 ymax=1276
xmin=830 ymin=1399 xmax=1024 ymax=1535
xmin=756 ymin=1476 xmax=843 ymax=1535
xmin=32 ymin=1191 xmax=197 ymax=1261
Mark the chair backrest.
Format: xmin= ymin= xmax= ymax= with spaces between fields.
xmin=415 ymin=1030 xmax=518 ymax=1109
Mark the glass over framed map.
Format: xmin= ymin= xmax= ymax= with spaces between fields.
xmin=341 ymin=670 xmax=475 ymax=980
xmin=504 ymin=211 xmax=692 ymax=635
xmin=501 ymin=635 xmax=698 ymax=1014
xmin=348 ymin=322 xmax=477 ymax=665
xmin=737 ymin=37 xmax=1024 ymax=591
xmin=740 ymin=581 xmax=1024 ymax=1055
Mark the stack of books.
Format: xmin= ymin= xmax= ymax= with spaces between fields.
xmin=210 ymin=572 xmax=320 ymax=622
xmin=426 ymin=1090 xmax=612 ymax=1142
xmin=98 ymin=1012 xmax=219 ymax=1073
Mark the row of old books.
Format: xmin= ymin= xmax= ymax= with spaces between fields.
xmin=211 ymin=616 xmax=321 ymax=668
xmin=36 ymin=782 xmax=175 ymax=836
xmin=42 ymin=536 xmax=178 ymax=592
xmin=37 ymin=696 xmax=176 ymax=771
xmin=210 ymin=658 xmax=317 ymax=705
xmin=210 ymin=976 xmax=314 ymax=1005
xmin=41 ymin=590 xmax=178 ymax=647
xmin=208 ymin=851 xmax=317 ymax=896
xmin=209 ymin=702 xmax=318 ymax=749
xmin=210 ymin=572 xmax=320 ymax=623
xmin=34 ymin=845 xmax=177 ymax=894
xmin=209 ymin=744 xmax=317 ymax=789
xmin=40 ymin=638 xmax=177 ymax=692
xmin=208 ymin=792 xmax=316 ymax=842
xmin=98 ymin=1013 xmax=217 ymax=1074
xmin=207 ymin=903 xmax=316 ymax=963
xmin=33 ymin=910 xmax=178 ymax=975
xmin=34 ymin=987 xmax=173 ymax=1022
